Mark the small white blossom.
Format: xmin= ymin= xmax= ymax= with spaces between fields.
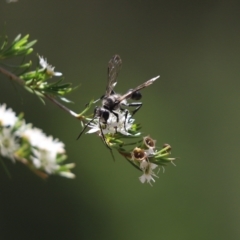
xmin=0 ymin=104 xmax=73 ymax=178
xmin=21 ymin=126 xmax=64 ymax=153
xmin=40 ymin=135 xmax=65 ymax=154
xmin=20 ymin=126 xmax=45 ymax=146
xmin=21 ymin=126 xmax=65 ymax=174
xmin=39 ymin=55 xmax=62 ymax=77
xmin=145 ymin=148 xmax=156 ymax=156
xmin=0 ymin=104 xmax=18 ymax=127
xmin=31 ymin=148 xmax=59 ymax=174
xmin=139 ymin=160 xmax=159 ymax=186
xmin=0 ymin=127 xmax=19 ymax=162
xmin=26 ymin=128 xmax=63 ymax=152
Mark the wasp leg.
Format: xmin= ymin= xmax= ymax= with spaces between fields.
xmin=76 ymin=116 xmax=97 ymax=140
xmin=99 ymin=120 xmax=116 ymax=161
xmin=129 ymin=102 xmax=142 ymax=116
xmin=121 ymin=102 xmax=143 ymax=119
xmin=123 ymin=110 xmax=129 ymax=132
xmin=104 ymin=108 xmax=119 ymax=122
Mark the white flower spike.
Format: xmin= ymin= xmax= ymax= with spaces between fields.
xmin=0 ymin=103 xmax=75 ymax=179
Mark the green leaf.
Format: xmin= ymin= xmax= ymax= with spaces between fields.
xmin=59 ymin=97 xmax=74 ymax=103
xmin=13 ymin=34 xmax=29 ymax=48
xmin=24 ymin=39 xmax=37 ymax=49
xmin=12 ymin=34 xmax=22 ymax=45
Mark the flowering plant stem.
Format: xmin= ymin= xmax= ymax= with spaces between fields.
xmin=0 ymin=33 xmax=176 ymax=184
xmin=0 ymin=66 xmax=83 ymax=120
xmin=0 ymin=157 xmax=11 ymax=178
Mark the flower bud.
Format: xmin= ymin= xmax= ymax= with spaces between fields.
xmin=132 ymin=147 xmax=147 ymax=161
xmin=143 ymin=136 xmax=156 ymax=149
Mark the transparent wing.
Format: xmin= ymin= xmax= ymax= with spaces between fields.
xmin=105 ymin=54 xmax=122 ymax=97
xmin=117 ymin=75 xmax=160 ymax=102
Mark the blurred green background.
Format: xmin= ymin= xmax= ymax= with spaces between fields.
xmin=1 ymin=0 xmax=240 ymax=239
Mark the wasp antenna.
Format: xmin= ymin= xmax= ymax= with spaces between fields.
xmin=76 ymin=117 xmax=96 ymax=140
xmin=76 ymin=125 xmax=87 ymax=140
xmin=153 ymin=75 xmax=160 ymax=81
xmin=146 ymin=75 xmax=160 ymax=85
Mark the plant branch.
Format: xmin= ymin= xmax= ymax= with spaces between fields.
xmin=0 ymin=66 xmax=25 ymax=85
xmin=0 ymin=66 xmax=83 ymax=120
xmin=44 ymin=94 xmax=83 ymax=120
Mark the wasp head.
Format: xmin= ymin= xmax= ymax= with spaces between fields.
xmin=130 ymin=90 xmax=142 ymax=100
xmin=94 ymin=106 xmax=110 ymax=124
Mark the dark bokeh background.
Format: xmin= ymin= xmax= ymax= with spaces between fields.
xmin=0 ymin=1 xmax=240 ymax=239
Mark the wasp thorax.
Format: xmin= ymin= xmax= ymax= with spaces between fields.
xmin=103 ymin=96 xmax=114 ymax=107
xmin=106 ymin=97 xmax=114 ymax=105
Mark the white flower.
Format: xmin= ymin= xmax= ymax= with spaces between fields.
xmin=139 ymin=160 xmax=159 ymax=186
xmin=87 ymin=110 xmax=138 ymax=136
xmin=21 ymin=127 xmax=46 ymax=146
xmin=39 ymin=135 xmax=65 ymax=154
xmin=21 ymin=126 xmax=65 ymax=174
xmin=145 ymin=148 xmax=156 ymax=156
xmin=31 ymin=148 xmax=59 ymax=174
xmin=21 ymin=126 xmax=64 ymax=153
xmin=39 ymin=55 xmax=62 ymax=77
xmin=0 ymin=104 xmax=72 ymax=177
xmin=0 ymin=127 xmax=19 ymax=162
xmin=0 ymin=104 xmax=18 ymax=127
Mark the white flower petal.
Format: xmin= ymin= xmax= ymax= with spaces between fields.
xmin=139 ymin=160 xmax=159 ymax=185
xmin=39 ymin=55 xmax=62 ymax=77
xmin=0 ymin=104 xmax=18 ymax=127
xmin=86 ymin=128 xmax=99 ymax=134
xmin=53 ymin=72 xmax=62 ymax=77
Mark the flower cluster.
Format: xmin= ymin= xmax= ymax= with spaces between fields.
xmin=0 ymin=103 xmax=75 ymax=179
xmin=79 ymin=103 xmax=175 ymax=185
xmin=86 ymin=109 xmax=140 ymax=137
xmin=0 ymin=33 xmax=73 ymax=100
xmin=128 ymin=137 xmax=175 ymax=186
xmin=77 ymin=68 xmax=175 ymax=185
xmin=0 ymin=38 xmax=176 ymax=185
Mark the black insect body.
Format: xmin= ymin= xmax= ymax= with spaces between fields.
xmin=77 ymin=54 xmax=159 ymax=140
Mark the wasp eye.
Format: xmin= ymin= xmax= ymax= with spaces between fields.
xmin=131 ymin=91 xmax=142 ymax=100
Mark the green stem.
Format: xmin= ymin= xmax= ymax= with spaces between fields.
xmin=0 ymin=157 xmax=12 ymax=179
